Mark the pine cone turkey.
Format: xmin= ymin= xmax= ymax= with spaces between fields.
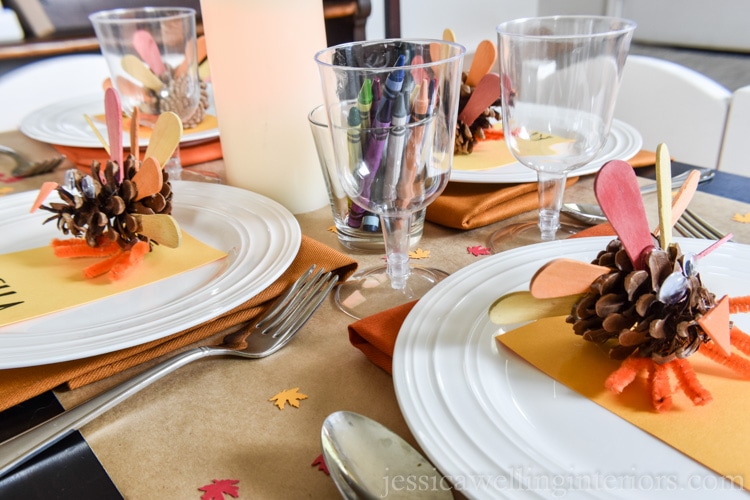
xmin=454 ymin=76 xmax=501 ymax=155
xmin=40 ymin=156 xmax=172 ymax=250
xmin=566 ymin=238 xmax=717 ymax=363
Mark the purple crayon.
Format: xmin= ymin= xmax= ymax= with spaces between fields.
xmin=359 ymin=56 xmax=405 ymax=203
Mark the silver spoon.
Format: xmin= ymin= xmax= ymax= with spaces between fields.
xmin=561 ymin=168 xmax=715 ymax=225
xmin=321 ymin=411 xmax=451 ymax=499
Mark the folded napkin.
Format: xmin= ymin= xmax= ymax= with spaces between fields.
xmin=348 ymin=300 xmax=417 ymax=374
xmin=426 ymin=177 xmax=579 ymax=230
xmin=0 ymin=236 xmax=357 ymax=413
xmin=52 ymin=138 xmax=223 ymax=170
xmin=425 ymin=150 xmax=656 ymax=231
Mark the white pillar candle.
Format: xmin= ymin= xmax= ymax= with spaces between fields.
xmin=200 ymin=0 xmax=329 ymax=214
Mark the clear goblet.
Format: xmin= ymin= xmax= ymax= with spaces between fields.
xmin=90 ymin=7 xmax=215 ymax=182
xmin=315 ymin=39 xmax=465 ymax=319
xmin=489 ymin=16 xmax=636 ymax=253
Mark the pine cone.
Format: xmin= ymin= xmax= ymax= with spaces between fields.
xmin=566 ymin=238 xmax=717 ymax=363
xmin=160 ymin=74 xmax=210 ymax=129
xmin=454 ymin=73 xmax=501 ymax=155
xmin=41 ymin=157 xmax=173 ymax=250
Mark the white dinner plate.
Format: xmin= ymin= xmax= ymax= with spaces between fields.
xmin=19 ymin=93 xmax=219 ymax=148
xmin=393 ymin=237 xmax=749 ymax=499
xmin=450 ymin=119 xmax=642 ymax=183
xmin=0 ymin=181 xmax=301 ymax=369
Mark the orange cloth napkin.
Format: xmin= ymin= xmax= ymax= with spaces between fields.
xmin=426 ymin=177 xmax=579 ymax=230
xmin=426 ymin=150 xmax=656 ymax=231
xmin=348 ymin=300 xmax=417 ymax=374
xmin=52 ymin=138 xmax=223 ymax=169
xmin=0 ymin=236 xmax=357 ymax=412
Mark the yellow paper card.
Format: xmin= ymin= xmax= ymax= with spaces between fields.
xmin=498 ymin=316 xmax=750 ymax=490
xmin=453 ymin=126 xmax=516 ymax=172
xmin=0 ymin=233 xmax=226 ymax=328
xmin=452 ymin=124 xmax=572 ymax=172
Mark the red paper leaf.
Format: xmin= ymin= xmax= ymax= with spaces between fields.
xmin=198 ymin=479 xmax=239 ymax=500
xmin=467 ymin=245 xmax=491 ymax=256
xmin=311 ymin=453 xmax=330 ymax=475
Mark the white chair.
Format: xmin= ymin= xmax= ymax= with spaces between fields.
xmin=0 ymin=54 xmax=109 ymax=132
xmin=614 ymin=54 xmax=732 ymax=169
xmin=717 ymin=85 xmax=750 ymax=177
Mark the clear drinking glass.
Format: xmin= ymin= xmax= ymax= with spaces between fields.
xmin=308 ymin=104 xmax=426 ymax=252
xmin=315 ymin=39 xmax=465 ymax=319
xmin=489 ymin=16 xmax=636 ymax=253
xmin=90 ymin=7 xmax=206 ymax=181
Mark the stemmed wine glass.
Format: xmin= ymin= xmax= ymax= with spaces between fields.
xmin=489 ymin=16 xmax=636 ymax=253
xmin=315 ymin=40 xmax=465 ymax=319
xmin=90 ymin=7 xmax=215 ymax=182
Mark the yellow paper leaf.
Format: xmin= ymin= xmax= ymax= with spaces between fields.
xmin=409 ymin=248 xmax=430 ymax=259
xmin=269 ymin=387 xmax=308 ymax=410
xmin=732 ymin=212 xmax=750 ymax=223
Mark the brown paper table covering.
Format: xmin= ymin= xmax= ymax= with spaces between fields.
xmin=0 ymin=236 xmax=358 ymax=413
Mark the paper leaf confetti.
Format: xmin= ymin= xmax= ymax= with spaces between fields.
xmin=269 ymin=387 xmax=308 ymax=410
xmin=311 ymin=453 xmax=329 ymax=475
xmin=409 ymin=248 xmax=430 ymax=259
xmin=467 ymin=245 xmax=491 ymax=256
xmin=733 ymin=212 xmax=750 ymax=223
xmin=198 ymin=479 xmax=239 ymax=500
xmin=327 ymin=225 xmax=338 ymax=233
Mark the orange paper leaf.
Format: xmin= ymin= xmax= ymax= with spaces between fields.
xmin=409 ymin=248 xmax=430 ymax=259
xmin=732 ymin=212 xmax=750 ymax=223
xmin=269 ymin=387 xmax=308 ymax=410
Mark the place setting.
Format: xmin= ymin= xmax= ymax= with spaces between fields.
xmin=17 ymin=8 xmax=221 ymax=180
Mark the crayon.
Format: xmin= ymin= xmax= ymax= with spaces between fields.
xmin=346 ymin=107 xmax=367 ymax=228
xmin=381 ymin=55 xmax=405 ymax=102
xmin=357 ymin=78 xmax=372 ymax=131
xmin=384 ymin=91 xmax=408 ymax=204
xmin=370 ymin=77 xmax=382 ymax=128
xmin=362 ymin=212 xmax=380 ymax=232
xmin=359 ymin=97 xmax=392 ymax=203
xmin=397 ymin=79 xmax=431 ymax=208
xmin=359 ymin=56 xmax=405 ymax=202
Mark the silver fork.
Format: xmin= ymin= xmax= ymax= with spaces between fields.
xmin=675 ymin=208 xmax=727 ymax=240
xmin=0 ymin=265 xmax=338 ymax=478
xmin=0 ymin=145 xmax=65 ymax=178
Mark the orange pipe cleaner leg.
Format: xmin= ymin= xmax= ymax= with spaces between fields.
xmin=108 ymin=241 xmax=150 ymax=281
xmin=605 ymin=356 xmax=652 ymax=394
xmin=729 ymin=296 xmax=750 ymax=314
xmin=700 ymin=341 xmax=750 ymax=378
xmin=650 ymin=362 xmax=673 ymax=412
xmin=83 ymin=250 xmax=123 ymax=279
xmin=670 ymin=358 xmax=712 ymax=406
xmin=729 ymin=326 xmax=750 ymax=357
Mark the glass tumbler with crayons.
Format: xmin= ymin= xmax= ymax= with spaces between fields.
xmin=315 ymin=39 xmax=465 ymax=319
xmin=308 ymin=105 xmax=426 ymax=252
